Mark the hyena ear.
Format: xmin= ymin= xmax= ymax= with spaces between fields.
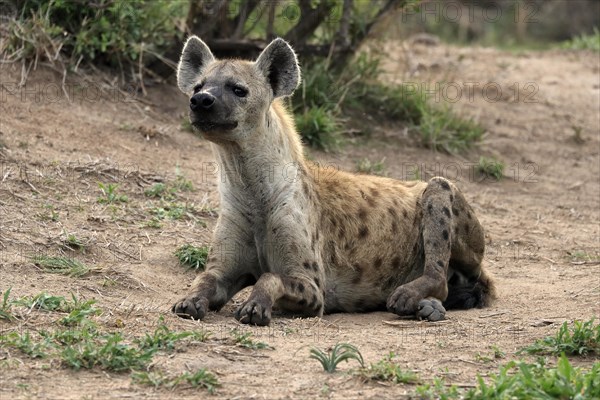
xmin=177 ymin=36 xmax=215 ymax=94
xmin=255 ymin=38 xmax=300 ymax=98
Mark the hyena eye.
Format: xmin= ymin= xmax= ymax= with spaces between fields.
xmin=193 ymin=84 xmax=203 ymax=94
xmin=232 ymin=86 xmax=248 ymax=98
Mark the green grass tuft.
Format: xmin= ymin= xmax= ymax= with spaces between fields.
xmin=132 ymin=368 xmax=219 ymax=393
xmin=31 ymin=255 xmax=92 ymax=277
xmin=174 ymin=244 xmax=210 ymax=271
xmin=309 ymin=343 xmax=364 ymax=373
xmin=416 ymin=355 xmax=599 ymax=399
xmin=356 ymin=157 xmax=387 ymax=176
xmin=561 ymin=28 xmax=600 ymax=51
xmin=0 ymin=288 xmax=15 ymax=321
xmin=477 ymin=156 xmax=505 ymax=181
xmin=97 ymin=182 xmax=128 ymax=204
xmin=135 ymin=318 xmax=210 ymax=351
xmin=519 ymin=319 xmax=600 ymax=356
xmin=358 ymin=352 xmax=419 ymax=384
xmin=231 ymin=329 xmax=272 ymax=350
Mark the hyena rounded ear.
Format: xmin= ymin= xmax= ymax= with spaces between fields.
xmin=255 ymin=38 xmax=300 ymax=98
xmin=177 ymin=36 xmax=215 ymax=94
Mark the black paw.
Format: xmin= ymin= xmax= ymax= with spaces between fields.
xmin=172 ymin=296 xmax=208 ymax=320
xmin=417 ymin=298 xmax=446 ymax=321
xmin=235 ymin=298 xmax=272 ymax=326
xmin=386 ymin=285 xmax=422 ymax=316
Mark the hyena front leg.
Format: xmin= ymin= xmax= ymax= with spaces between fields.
xmin=387 ymin=177 xmax=458 ymax=321
xmin=172 ymin=217 xmax=258 ymax=320
xmin=235 ymin=272 xmax=323 ymax=326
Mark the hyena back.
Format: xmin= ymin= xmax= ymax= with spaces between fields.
xmin=172 ymin=36 xmax=495 ymax=325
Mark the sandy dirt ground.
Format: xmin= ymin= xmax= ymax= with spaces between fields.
xmin=0 ymin=40 xmax=599 ymax=399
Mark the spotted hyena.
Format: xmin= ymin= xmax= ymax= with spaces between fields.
xmin=172 ymin=36 xmax=495 ymax=325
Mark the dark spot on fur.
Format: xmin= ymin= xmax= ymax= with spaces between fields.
xmin=443 ymin=207 xmax=451 ymax=218
xmin=467 ymin=212 xmax=472 ymax=220
xmin=312 ymin=262 xmax=319 ymax=271
xmin=370 ymin=187 xmax=379 ymax=197
xmin=391 ymin=220 xmax=398 ymax=233
xmin=442 ymin=230 xmax=449 ymax=240
xmin=450 ymin=194 xmax=454 ymax=202
xmin=464 ymin=223 xmax=470 ymax=234
xmin=393 ymin=198 xmax=399 ymax=206
xmin=358 ymin=208 xmax=368 ymax=220
xmin=352 ymin=263 xmax=363 ymax=284
xmin=439 ymin=218 xmax=446 ymax=226
xmin=302 ymin=181 xmax=310 ymax=197
xmin=388 ymin=207 xmax=397 ymax=218
xmin=298 ymin=283 xmax=305 ymax=293
xmin=314 ymin=277 xmax=320 ymax=287
xmin=436 ymin=260 xmax=444 ymax=268
xmin=403 ymin=209 xmax=408 ymax=218
xmin=308 ymin=295 xmax=317 ymax=309
xmin=374 ymin=257 xmax=383 ymax=269
xmin=452 ymin=207 xmax=460 ymax=216
xmin=303 ymin=262 xmax=311 ymax=270
xmin=391 ymin=256 xmax=401 ymax=269
xmin=427 ymin=203 xmax=433 ymax=214
xmin=366 ymin=196 xmax=376 ymax=207
xmin=358 ymin=226 xmax=369 ymax=238
xmin=439 ymin=180 xmax=451 ymax=190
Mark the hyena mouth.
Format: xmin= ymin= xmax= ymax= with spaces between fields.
xmin=192 ymin=120 xmax=238 ymax=132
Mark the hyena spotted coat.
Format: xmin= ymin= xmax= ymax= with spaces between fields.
xmin=172 ymin=36 xmax=496 ymax=325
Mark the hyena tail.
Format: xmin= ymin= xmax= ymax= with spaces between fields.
xmin=443 ymin=269 xmax=496 ymax=310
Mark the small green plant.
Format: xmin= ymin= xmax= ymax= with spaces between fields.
xmin=359 ymin=352 xmax=418 ymax=384
xmin=150 ymin=202 xmax=194 ymax=220
xmin=39 ymin=204 xmax=59 ymax=221
xmin=561 ymin=27 xmax=600 ymax=51
xmin=97 ymin=182 xmax=128 ymax=204
xmin=231 ymin=329 xmax=271 ymax=350
xmin=477 ymin=156 xmax=505 ymax=181
xmin=135 ymin=318 xmax=210 ymax=351
xmin=31 ymin=255 xmax=92 ymax=278
xmin=63 ymin=233 xmax=85 ymax=250
xmin=309 ymin=343 xmax=364 ymax=373
xmin=59 ymin=299 xmax=100 ymax=327
xmin=175 ymin=244 xmax=210 ymax=271
xmin=418 ymin=106 xmax=485 ymax=153
xmin=519 ymin=319 xmax=600 ymax=356
xmin=415 ymin=377 xmax=461 ymax=399
xmin=13 ymin=292 xmax=69 ymax=312
xmin=568 ymin=250 xmax=600 ymax=263
xmin=60 ymin=332 xmax=156 ymax=372
xmin=174 ymin=174 xmax=194 ymax=192
xmin=132 ymin=369 xmax=219 ymax=393
xmin=0 ymin=331 xmax=51 ymax=358
xmin=356 ymin=157 xmax=387 ymax=176
xmin=0 ymin=288 xmax=15 ymax=321
xmin=295 ymin=106 xmax=341 ymax=151
xmin=144 ymin=182 xmax=177 ymax=200
xmin=415 ymin=356 xmax=600 ymax=399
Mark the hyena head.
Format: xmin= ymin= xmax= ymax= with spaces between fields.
xmin=177 ymin=36 xmax=300 ymax=142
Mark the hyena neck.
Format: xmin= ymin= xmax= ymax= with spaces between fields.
xmin=213 ymin=99 xmax=308 ymax=202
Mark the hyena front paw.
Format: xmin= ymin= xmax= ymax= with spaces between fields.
xmin=386 ymin=285 xmax=423 ymax=316
xmin=417 ymin=298 xmax=446 ymax=322
xmin=235 ymin=297 xmax=272 ymax=326
xmin=172 ymin=295 xmax=208 ymax=320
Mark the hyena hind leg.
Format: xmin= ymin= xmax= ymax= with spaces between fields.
xmin=388 ymin=177 xmax=482 ymax=321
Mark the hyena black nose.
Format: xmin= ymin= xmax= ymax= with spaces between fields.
xmin=190 ymin=92 xmax=215 ymax=111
